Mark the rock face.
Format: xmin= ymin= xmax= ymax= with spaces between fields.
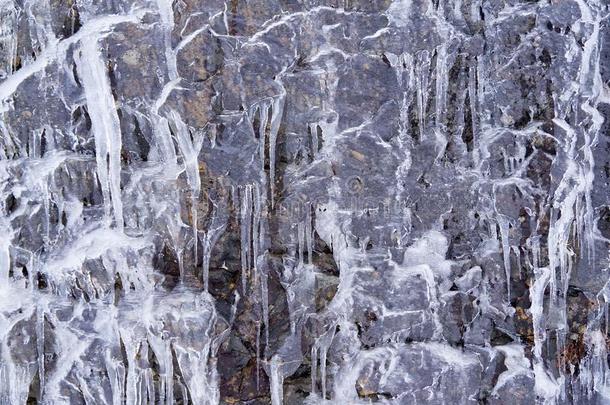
xmin=0 ymin=0 xmax=609 ymax=404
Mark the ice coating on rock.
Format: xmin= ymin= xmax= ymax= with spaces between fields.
xmin=0 ymin=0 xmax=609 ymax=404
xmin=74 ymin=32 xmax=125 ymax=231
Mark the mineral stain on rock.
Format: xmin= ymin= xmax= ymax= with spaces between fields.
xmin=0 ymin=0 xmax=609 ymax=404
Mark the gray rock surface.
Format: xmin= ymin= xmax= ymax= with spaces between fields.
xmin=0 ymin=0 xmax=609 ymax=404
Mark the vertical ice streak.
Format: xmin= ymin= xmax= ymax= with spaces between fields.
xmin=297 ymin=221 xmax=305 ymax=267
xmin=319 ymin=344 xmax=328 ymax=400
xmin=202 ymin=228 xmax=212 ymax=291
xmin=269 ymin=95 xmax=285 ymax=207
xmin=435 ymin=44 xmax=447 ymax=129
xmin=258 ymin=105 xmax=269 ymax=175
xmin=305 ymin=204 xmax=313 ymax=265
xmin=36 ymin=305 xmax=45 ymax=400
xmin=171 ymin=110 xmax=203 ymax=263
xmin=468 ymin=61 xmax=479 ymax=153
xmin=240 ymin=184 xmax=253 ymax=293
xmin=498 ymin=216 xmax=512 ymax=300
xmin=201 ymin=204 xmax=227 ymax=292
xmin=151 ymin=115 xmax=178 ymax=164
xmin=251 ymin=103 xmax=272 ymax=361
xmin=0 ymin=220 xmax=11 ymax=283
xmin=313 ymin=325 xmax=336 ymax=401
xmin=529 ymin=265 xmax=560 ymax=403
xmin=269 ymin=355 xmax=284 ymax=405
xmin=24 ymin=0 xmax=55 ymax=56
xmin=252 ymin=183 xmax=262 ymax=270
xmin=0 ymin=1 xmax=608 ymax=404
xmin=0 ymin=1 xmax=19 ymax=79
xmin=261 ymin=266 xmax=270 ymax=351
xmin=415 ymin=50 xmax=430 ymax=141
xmin=0 ymin=363 xmax=30 ymax=405
xmin=156 ymin=0 xmax=179 ymax=80
xmin=310 ymin=345 xmax=318 ymax=395
xmin=105 ymin=353 xmax=126 ymax=405
xmin=529 ymin=0 xmax=607 ymax=400
xmin=388 ymin=52 xmax=413 ymax=237
xmin=75 ymin=39 xmax=124 ymax=231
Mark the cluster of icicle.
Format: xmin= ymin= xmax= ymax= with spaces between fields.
xmin=274 ymin=1 xmax=610 ymax=404
xmin=0 ymin=2 xmax=225 ymax=404
xmin=520 ymin=1 xmax=609 ymax=402
xmin=0 ymin=0 xmax=609 ymax=404
xmin=0 ymin=1 xmax=291 ymax=402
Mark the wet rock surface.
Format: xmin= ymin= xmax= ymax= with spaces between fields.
xmin=0 ymin=0 xmax=609 ymax=404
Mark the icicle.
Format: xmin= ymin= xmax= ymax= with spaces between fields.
xmin=144 ymin=368 xmax=156 ymax=405
xmin=529 ymin=264 xmax=560 ymax=403
xmin=415 ymin=50 xmax=430 ymax=141
xmin=30 ymin=128 xmax=42 ymax=158
xmin=579 ymin=69 xmax=604 ymax=271
xmin=320 ymin=345 xmax=328 ymax=399
xmin=435 ymin=44 xmax=447 ymax=128
xmin=297 ymin=221 xmax=305 ymax=267
xmin=305 ymin=204 xmax=313 ymax=265
xmin=75 ymin=39 xmax=124 ymax=231
xmin=0 ymin=2 xmax=19 ymax=79
xmin=151 ymin=116 xmax=178 ymax=165
xmin=310 ymin=345 xmax=318 ymax=395
xmin=584 ymin=329 xmax=610 ymax=397
xmin=170 ymin=110 xmax=203 ymax=263
xmin=166 ymin=220 xmax=186 ymax=283
xmin=202 ymin=207 xmax=227 ymax=292
xmin=147 ymin=335 xmax=174 ymax=405
xmin=0 ymin=362 xmax=30 ymax=405
xmin=202 ymin=230 xmax=212 ymax=292
xmin=0 ymin=120 xmax=15 ymax=158
xmin=41 ymin=179 xmax=51 ymax=244
xmin=547 ymin=159 xmax=579 ymax=305
xmin=261 ymin=269 xmax=270 ymax=351
xmin=268 ymin=95 xmax=285 ymax=207
xmin=388 ymin=52 xmax=414 ymax=211
xmin=468 ymin=61 xmax=479 ymax=158
xmin=240 ymin=185 xmax=253 ymax=293
xmin=313 ymin=326 xmax=336 ymax=400
xmin=0 ymin=220 xmax=11 ymax=283
xmin=36 ymin=305 xmax=45 ymax=399
xmin=250 ymin=106 xmax=271 ymax=352
xmin=173 ymin=339 xmax=219 ymax=404
xmin=259 ymin=105 xmax=269 ymax=173
xmin=156 ymin=0 xmax=178 ymax=80
xmin=497 ymin=216 xmax=512 ymax=300
xmin=269 ymin=355 xmax=284 ymax=405
xmin=106 ymin=349 xmax=126 ymax=405
xmin=252 ymin=183 xmax=262 ymax=275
